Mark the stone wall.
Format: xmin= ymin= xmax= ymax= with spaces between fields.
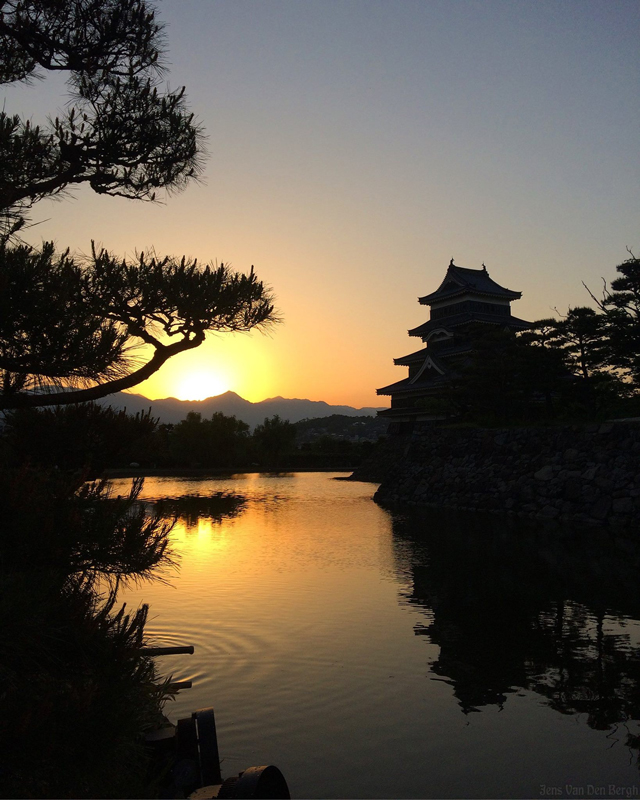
xmin=373 ymin=420 xmax=640 ymax=528
xmin=348 ymin=433 xmax=412 ymax=483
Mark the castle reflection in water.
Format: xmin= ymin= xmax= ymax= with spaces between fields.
xmin=392 ymin=508 xmax=640 ymax=757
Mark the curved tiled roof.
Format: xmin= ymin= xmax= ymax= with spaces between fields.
xmin=419 ymin=264 xmax=521 ymax=305
xmin=376 ymin=373 xmax=449 ymax=396
xmin=393 ymin=347 xmax=429 ymax=366
xmin=409 ymin=311 xmax=531 ymax=338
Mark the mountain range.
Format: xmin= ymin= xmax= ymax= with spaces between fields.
xmin=98 ymin=391 xmax=383 ymax=428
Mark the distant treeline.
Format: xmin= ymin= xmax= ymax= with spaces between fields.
xmin=1 ymin=407 xmax=386 ymax=473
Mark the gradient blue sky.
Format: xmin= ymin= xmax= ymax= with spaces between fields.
xmin=6 ymin=0 xmax=639 ymax=406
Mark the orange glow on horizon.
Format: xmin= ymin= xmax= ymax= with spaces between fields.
xmin=125 ymin=325 xmax=390 ymax=408
xmin=130 ymin=332 xmax=279 ymax=403
xmin=174 ymin=370 xmax=229 ymax=401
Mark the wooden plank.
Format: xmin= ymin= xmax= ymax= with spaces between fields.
xmin=141 ymin=645 xmax=195 ymax=656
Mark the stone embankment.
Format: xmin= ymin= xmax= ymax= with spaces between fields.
xmin=372 ymin=420 xmax=640 ymax=528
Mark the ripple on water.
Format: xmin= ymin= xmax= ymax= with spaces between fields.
xmin=115 ymin=473 xmax=640 ymax=799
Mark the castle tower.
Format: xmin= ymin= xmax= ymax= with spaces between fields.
xmin=377 ymin=260 xmax=530 ymax=431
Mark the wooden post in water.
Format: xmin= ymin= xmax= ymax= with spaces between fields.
xmin=141 ymin=645 xmax=195 ymax=656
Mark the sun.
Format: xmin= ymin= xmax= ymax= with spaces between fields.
xmin=175 ymin=371 xmax=229 ymax=401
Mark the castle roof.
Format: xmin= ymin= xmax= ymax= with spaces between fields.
xmin=393 ymin=347 xmax=430 ymax=366
xmin=418 ymin=263 xmax=521 ymax=305
xmin=408 ymin=311 xmax=531 ymax=338
xmin=377 ymin=373 xmax=448 ymax=396
xmin=377 ymin=260 xmax=531 ymax=412
xmin=378 ymin=352 xmax=448 ymax=395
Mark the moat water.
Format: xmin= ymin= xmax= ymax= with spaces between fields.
xmin=115 ymin=472 xmax=640 ymax=799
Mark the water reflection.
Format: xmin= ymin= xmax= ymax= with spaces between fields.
xmin=115 ymin=474 xmax=640 ymax=797
xmin=152 ymin=492 xmax=246 ymax=527
xmin=392 ymin=509 xmax=640 ymax=759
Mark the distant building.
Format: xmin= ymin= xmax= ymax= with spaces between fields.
xmin=377 ymin=260 xmax=530 ymax=432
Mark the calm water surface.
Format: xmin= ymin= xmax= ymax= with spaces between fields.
xmin=115 ymin=473 xmax=640 ymax=799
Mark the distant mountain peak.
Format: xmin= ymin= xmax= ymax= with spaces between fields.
xmin=100 ymin=390 xmax=383 ymax=427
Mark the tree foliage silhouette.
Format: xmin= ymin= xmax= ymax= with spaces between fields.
xmin=522 ymin=307 xmax=609 ymax=381
xmin=586 ymin=254 xmax=640 ymax=383
xmin=0 ymin=0 xmax=204 ymax=229
xmin=253 ymin=415 xmax=297 ymax=465
xmin=0 ymin=0 xmax=276 ymax=408
xmin=0 ymin=5 xmax=273 ymax=793
xmin=168 ymin=411 xmax=250 ymax=468
xmin=0 ymin=241 xmax=275 ymax=406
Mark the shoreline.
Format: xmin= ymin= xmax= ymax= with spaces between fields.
xmin=103 ymin=466 xmax=356 ymax=479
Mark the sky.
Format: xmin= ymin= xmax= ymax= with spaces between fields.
xmin=5 ymin=0 xmax=639 ymax=408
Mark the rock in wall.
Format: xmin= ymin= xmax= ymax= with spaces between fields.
xmin=374 ymin=420 xmax=640 ymax=529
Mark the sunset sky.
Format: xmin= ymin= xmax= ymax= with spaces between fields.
xmin=6 ymin=0 xmax=639 ymax=408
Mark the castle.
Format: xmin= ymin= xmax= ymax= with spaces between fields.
xmin=377 ymin=260 xmax=530 ymax=432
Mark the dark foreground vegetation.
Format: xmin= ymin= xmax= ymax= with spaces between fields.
xmin=0 ymin=1 xmax=275 ymax=796
xmin=0 ymin=472 xmax=174 ymax=798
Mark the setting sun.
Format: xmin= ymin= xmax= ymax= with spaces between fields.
xmin=130 ymin=335 xmax=278 ymax=403
xmin=175 ymin=370 xmax=229 ymax=401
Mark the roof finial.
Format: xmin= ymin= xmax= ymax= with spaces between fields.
xmin=482 ymin=262 xmax=487 ymax=272
xmin=449 ymin=257 xmax=455 ymax=267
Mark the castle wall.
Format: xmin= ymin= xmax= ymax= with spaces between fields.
xmin=370 ymin=420 xmax=640 ymax=529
